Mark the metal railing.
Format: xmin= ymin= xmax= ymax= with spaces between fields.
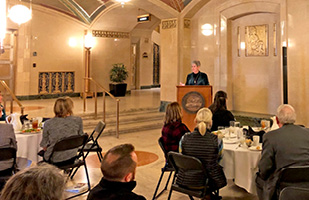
xmin=0 ymin=80 xmax=24 ymax=115
xmin=83 ymin=77 xmax=120 ymax=138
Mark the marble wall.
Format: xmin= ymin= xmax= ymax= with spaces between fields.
xmin=91 ymin=34 xmax=131 ymax=90
xmin=9 ymin=5 xmax=86 ymax=96
xmin=286 ymin=0 xmax=309 ymax=126
xmin=131 ymin=29 xmax=154 ymax=88
xmin=187 ymin=0 xmax=309 ymax=126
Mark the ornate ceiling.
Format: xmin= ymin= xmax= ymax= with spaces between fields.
xmin=18 ymin=0 xmax=192 ymax=24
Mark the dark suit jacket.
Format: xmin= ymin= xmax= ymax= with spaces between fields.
xmin=185 ymin=72 xmax=209 ymax=85
xmin=257 ymin=124 xmax=309 ymax=199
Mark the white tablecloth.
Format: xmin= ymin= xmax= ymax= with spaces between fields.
xmin=221 ymin=140 xmax=262 ymax=194
xmin=15 ymin=132 xmax=43 ymax=163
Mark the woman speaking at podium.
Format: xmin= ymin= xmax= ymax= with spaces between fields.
xmin=181 ymin=60 xmax=209 ymax=86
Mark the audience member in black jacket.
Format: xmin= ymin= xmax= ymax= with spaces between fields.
xmin=87 ymin=144 xmax=146 ymax=200
xmin=210 ymin=91 xmax=235 ymax=131
xmin=179 ymin=108 xmax=227 ymax=195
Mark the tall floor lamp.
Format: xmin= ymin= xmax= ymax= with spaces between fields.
xmin=84 ymin=31 xmax=94 ymax=98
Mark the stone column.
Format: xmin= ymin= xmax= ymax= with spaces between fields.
xmin=160 ymin=17 xmax=191 ymax=111
xmin=160 ymin=18 xmax=179 ymax=111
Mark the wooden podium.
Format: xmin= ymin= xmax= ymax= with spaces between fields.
xmin=177 ymin=85 xmax=213 ymax=131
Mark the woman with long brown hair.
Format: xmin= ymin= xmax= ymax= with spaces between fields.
xmin=161 ymin=102 xmax=190 ymax=152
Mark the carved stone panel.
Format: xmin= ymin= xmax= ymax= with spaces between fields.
xmin=39 ymin=72 xmax=75 ymax=94
xmin=162 ymin=19 xmax=177 ymax=29
xmin=92 ymin=30 xmax=130 ymax=38
xmin=245 ymin=24 xmax=269 ymax=56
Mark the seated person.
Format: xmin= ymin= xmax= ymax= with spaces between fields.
xmin=256 ymin=104 xmax=309 ymax=200
xmin=0 ymin=163 xmax=65 ymax=200
xmin=0 ymin=91 xmax=6 ymax=121
xmin=40 ymin=97 xmax=84 ymax=165
xmin=179 ymin=108 xmax=227 ymax=196
xmin=87 ymin=144 xmax=146 ymax=200
xmin=0 ymin=124 xmax=17 ymax=176
xmin=210 ymin=93 xmax=235 ymax=131
xmin=161 ymin=102 xmax=190 ymax=152
xmin=208 ymin=91 xmax=227 ymax=114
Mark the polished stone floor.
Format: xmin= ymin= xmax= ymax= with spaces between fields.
xmin=9 ymin=88 xmax=258 ymax=200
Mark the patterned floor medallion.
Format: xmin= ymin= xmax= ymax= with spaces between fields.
xmin=86 ymin=151 xmax=159 ymax=168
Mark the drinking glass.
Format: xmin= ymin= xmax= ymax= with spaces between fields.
xmin=32 ymin=119 xmax=38 ymax=129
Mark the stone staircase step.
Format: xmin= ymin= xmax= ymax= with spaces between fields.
xmin=80 ymin=107 xmax=164 ymax=136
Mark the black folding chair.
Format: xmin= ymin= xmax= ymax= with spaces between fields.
xmin=81 ymin=121 xmax=105 ymax=162
xmin=152 ymin=137 xmax=174 ymax=199
xmin=70 ymin=121 xmax=105 ymax=179
xmin=276 ymin=166 xmax=309 ymax=197
xmin=46 ymin=134 xmax=90 ymax=200
xmin=279 ymin=187 xmax=309 ymax=200
xmin=0 ymin=147 xmax=17 ymax=190
xmin=167 ymin=152 xmax=219 ymax=200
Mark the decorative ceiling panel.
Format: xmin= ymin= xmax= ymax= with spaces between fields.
xmin=75 ymin=0 xmax=104 ymax=16
xmin=30 ymin=0 xmax=73 ymax=16
xmin=17 ymin=0 xmax=193 ymax=24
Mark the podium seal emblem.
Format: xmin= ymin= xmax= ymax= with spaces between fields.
xmin=181 ymin=91 xmax=205 ymax=114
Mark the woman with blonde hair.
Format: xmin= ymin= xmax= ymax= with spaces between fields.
xmin=40 ymin=97 xmax=84 ymax=166
xmin=161 ymin=102 xmax=190 ymax=152
xmin=178 ymin=108 xmax=226 ymax=198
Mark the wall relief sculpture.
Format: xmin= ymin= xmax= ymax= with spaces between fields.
xmin=245 ymin=24 xmax=268 ymax=56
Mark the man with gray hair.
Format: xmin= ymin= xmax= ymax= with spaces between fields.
xmin=256 ymin=104 xmax=309 ymax=200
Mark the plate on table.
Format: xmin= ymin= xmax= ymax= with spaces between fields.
xmin=21 ymin=128 xmax=41 ymax=133
xmin=223 ymin=139 xmax=238 ymax=144
xmin=249 ymin=146 xmax=262 ymax=151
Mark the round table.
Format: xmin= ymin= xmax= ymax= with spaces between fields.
xmin=15 ymin=131 xmax=43 ymax=163
xmin=221 ymin=138 xmax=262 ymax=195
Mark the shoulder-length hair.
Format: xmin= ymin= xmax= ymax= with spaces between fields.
xmin=53 ymin=97 xmax=73 ymax=118
xmin=164 ymin=102 xmax=182 ymax=124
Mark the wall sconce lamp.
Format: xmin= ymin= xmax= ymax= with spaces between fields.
xmin=201 ymin=24 xmax=213 ymax=36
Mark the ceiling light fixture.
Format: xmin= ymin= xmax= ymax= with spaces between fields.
xmin=115 ymin=0 xmax=130 ymax=6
